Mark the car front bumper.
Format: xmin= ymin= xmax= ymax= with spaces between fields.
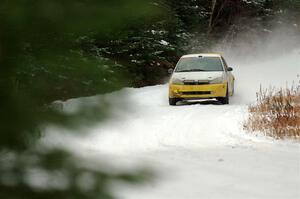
xmin=169 ymin=83 xmax=227 ymax=99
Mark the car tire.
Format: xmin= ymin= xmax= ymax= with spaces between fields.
xmin=218 ymin=88 xmax=229 ymax=105
xmin=231 ymin=81 xmax=235 ymax=96
xmin=169 ymin=98 xmax=180 ymax=106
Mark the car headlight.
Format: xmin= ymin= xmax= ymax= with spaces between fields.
xmin=209 ymin=77 xmax=224 ymax=84
xmin=171 ymin=78 xmax=184 ymax=85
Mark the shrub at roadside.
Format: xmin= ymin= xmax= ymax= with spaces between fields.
xmin=244 ymin=83 xmax=300 ymax=140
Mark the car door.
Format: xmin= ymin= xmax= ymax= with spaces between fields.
xmin=221 ymin=56 xmax=233 ymax=95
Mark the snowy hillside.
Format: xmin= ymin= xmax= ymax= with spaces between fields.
xmin=43 ymin=49 xmax=300 ymax=199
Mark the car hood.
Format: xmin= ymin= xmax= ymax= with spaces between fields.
xmin=171 ymin=71 xmax=224 ymax=81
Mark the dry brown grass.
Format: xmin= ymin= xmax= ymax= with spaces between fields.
xmin=244 ymin=82 xmax=300 ymax=140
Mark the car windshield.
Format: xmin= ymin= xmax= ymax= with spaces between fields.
xmin=175 ymin=57 xmax=224 ymax=72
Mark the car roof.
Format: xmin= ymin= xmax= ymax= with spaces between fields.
xmin=181 ymin=53 xmax=222 ymax=58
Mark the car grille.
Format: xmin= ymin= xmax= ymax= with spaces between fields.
xmin=183 ymin=81 xmax=209 ymax=85
xmin=181 ymin=91 xmax=211 ymax=95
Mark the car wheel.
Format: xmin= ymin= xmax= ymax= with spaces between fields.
xmin=218 ymin=88 xmax=229 ymax=105
xmin=169 ymin=98 xmax=180 ymax=106
xmin=231 ymin=80 xmax=235 ymax=96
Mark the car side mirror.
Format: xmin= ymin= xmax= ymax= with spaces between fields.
xmin=227 ymin=67 xmax=233 ymax=71
xmin=168 ymin=68 xmax=174 ymax=74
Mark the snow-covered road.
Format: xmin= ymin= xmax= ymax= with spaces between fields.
xmin=44 ymin=50 xmax=300 ymax=198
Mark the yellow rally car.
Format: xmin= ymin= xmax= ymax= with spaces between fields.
xmin=169 ymin=53 xmax=235 ymax=105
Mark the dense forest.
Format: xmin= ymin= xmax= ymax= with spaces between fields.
xmin=1 ymin=1 xmax=299 ymax=199
xmin=3 ymin=0 xmax=300 ymax=102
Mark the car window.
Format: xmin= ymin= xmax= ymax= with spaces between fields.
xmin=175 ymin=57 xmax=224 ymax=72
xmin=221 ymin=57 xmax=228 ymax=71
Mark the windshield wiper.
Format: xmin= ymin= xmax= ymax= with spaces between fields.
xmin=177 ymin=69 xmax=206 ymax=72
